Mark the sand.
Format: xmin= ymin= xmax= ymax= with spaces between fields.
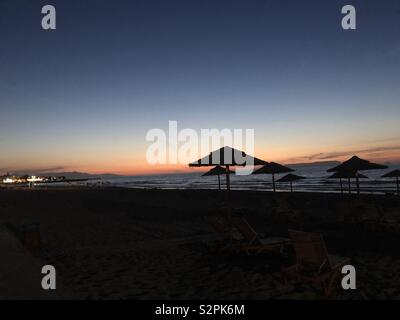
xmin=0 ymin=187 xmax=399 ymax=300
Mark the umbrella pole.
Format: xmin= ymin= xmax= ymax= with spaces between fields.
xmin=218 ymin=173 xmax=221 ymax=190
xmin=272 ymin=173 xmax=276 ymax=192
xmin=290 ymin=181 xmax=293 ymax=193
xmin=356 ymin=173 xmax=360 ymax=195
xmin=225 ymin=165 xmax=231 ymax=219
xmin=397 ymin=177 xmax=399 ymax=196
xmin=348 ymin=178 xmax=351 ymax=194
xmin=224 ymin=165 xmax=234 ymax=242
xmin=340 ymin=178 xmax=343 ymax=194
xmin=226 ymin=165 xmax=230 ymax=191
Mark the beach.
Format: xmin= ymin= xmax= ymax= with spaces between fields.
xmin=1 ymin=187 xmax=399 ymax=300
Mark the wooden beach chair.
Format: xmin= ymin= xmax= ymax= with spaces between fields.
xmin=282 ymin=230 xmax=350 ymax=297
xmin=231 ymin=216 xmax=289 ymax=255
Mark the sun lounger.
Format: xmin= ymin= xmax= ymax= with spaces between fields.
xmin=282 ymin=230 xmax=350 ymax=296
xmin=231 ymin=216 xmax=289 ymax=255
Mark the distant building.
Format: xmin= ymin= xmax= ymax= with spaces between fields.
xmin=1 ymin=174 xmax=47 ymax=184
xmin=3 ymin=177 xmax=15 ymax=184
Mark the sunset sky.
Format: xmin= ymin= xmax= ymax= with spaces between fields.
xmin=1 ymin=0 xmax=400 ymax=175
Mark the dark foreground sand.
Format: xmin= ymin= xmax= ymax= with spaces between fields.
xmin=0 ymin=187 xmax=399 ymax=300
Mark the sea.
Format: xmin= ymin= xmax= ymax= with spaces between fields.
xmin=57 ymin=163 xmax=400 ymax=195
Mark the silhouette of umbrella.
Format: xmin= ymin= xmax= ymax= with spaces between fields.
xmin=327 ymin=156 xmax=387 ymax=194
xmin=190 ymin=147 xmax=267 ymax=220
xmin=190 ymin=146 xmax=267 ymax=191
xmin=202 ymin=166 xmax=234 ymax=190
xmin=382 ymin=170 xmax=400 ymax=196
xmin=328 ymin=170 xmax=368 ymax=194
xmin=277 ymin=174 xmax=306 ymax=192
xmin=252 ymin=162 xmax=294 ymax=192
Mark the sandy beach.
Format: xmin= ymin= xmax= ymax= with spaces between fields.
xmin=0 ymin=187 xmax=399 ymax=300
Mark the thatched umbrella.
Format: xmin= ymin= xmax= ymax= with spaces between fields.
xmin=202 ymin=165 xmax=234 ymax=190
xmin=327 ymin=156 xmax=387 ymax=194
xmin=189 ymin=146 xmax=267 ymax=191
xmin=382 ymin=170 xmax=400 ymax=196
xmin=252 ymin=162 xmax=294 ymax=192
xmin=190 ymin=147 xmax=267 ymax=220
xmin=277 ymin=174 xmax=306 ymax=192
xmin=328 ymin=170 xmax=368 ymax=194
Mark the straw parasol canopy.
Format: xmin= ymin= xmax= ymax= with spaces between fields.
xmin=252 ymin=162 xmax=294 ymax=192
xmin=382 ymin=169 xmax=400 ymax=196
xmin=277 ymin=173 xmax=306 ymax=192
xmin=189 ymin=146 xmax=267 ymax=191
xmin=328 ymin=170 xmax=368 ymax=194
xmin=327 ymin=156 xmax=387 ymax=194
xmin=202 ymin=166 xmax=234 ymax=190
xmin=190 ymin=146 xmax=267 ymax=167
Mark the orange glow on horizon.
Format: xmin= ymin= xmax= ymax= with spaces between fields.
xmin=2 ymin=144 xmax=399 ymax=176
xmin=71 ymin=149 xmax=400 ymax=176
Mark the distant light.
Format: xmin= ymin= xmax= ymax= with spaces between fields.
xmin=27 ymin=176 xmax=44 ymax=182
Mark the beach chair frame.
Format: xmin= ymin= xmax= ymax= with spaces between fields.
xmin=231 ymin=216 xmax=287 ymax=255
xmin=282 ymin=230 xmax=350 ymax=297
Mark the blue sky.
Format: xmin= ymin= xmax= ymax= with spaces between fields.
xmin=0 ymin=0 xmax=399 ymax=174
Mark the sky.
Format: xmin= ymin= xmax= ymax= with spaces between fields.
xmin=0 ymin=0 xmax=400 ymax=175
